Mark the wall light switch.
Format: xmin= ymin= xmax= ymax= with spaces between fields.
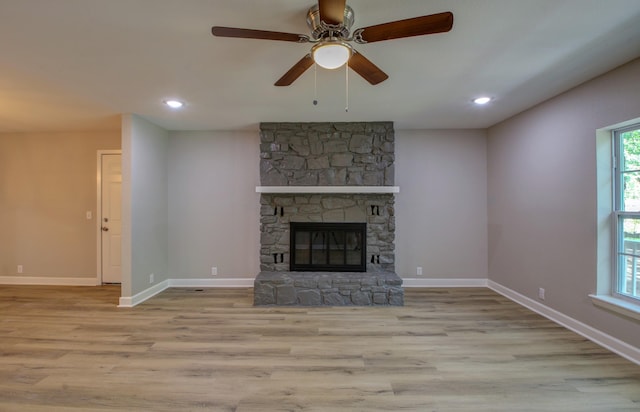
xmin=86 ymin=211 xmax=92 ymax=220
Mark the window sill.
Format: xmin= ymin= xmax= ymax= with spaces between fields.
xmin=589 ymin=294 xmax=640 ymax=321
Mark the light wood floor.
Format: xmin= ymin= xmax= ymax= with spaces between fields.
xmin=1 ymin=286 xmax=639 ymax=411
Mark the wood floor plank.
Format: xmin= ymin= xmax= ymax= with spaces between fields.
xmin=0 ymin=285 xmax=639 ymax=411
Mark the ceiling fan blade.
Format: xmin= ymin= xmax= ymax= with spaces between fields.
xmin=354 ymin=12 xmax=453 ymax=43
xmin=212 ymin=26 xmax=309 ymax=43
xmin=348 ymin=50 xmax=388 ymax=85
xmin=318 ymin=0 xmax=346 ymax=25
xmin=275 ymin=54 xmax=315 ymax=86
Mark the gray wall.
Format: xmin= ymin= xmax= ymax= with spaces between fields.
xmin=487 ymin=57 xmax=640 ymax=348
xmin=123 ymin=115 xmax=169 ymax=296
xmin=396 ymin=130 xmax=488 ymax=279
xmin=167 ymin=131 xmax=260 ymax=278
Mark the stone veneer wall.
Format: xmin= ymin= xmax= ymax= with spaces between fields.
xmin=260 ymin=122 xmax=394 ymax=186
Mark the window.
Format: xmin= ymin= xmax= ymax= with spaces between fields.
xmin=613 ymin=124 xmax=640 ymax=303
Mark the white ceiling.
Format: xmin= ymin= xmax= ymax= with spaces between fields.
xmin=1 ymin=0 xmax=640 ymax=133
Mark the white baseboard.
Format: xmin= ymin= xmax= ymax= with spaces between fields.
xmin=118 ymin=278 xmax=255 ymax=308
xmin=169 ymin=278 xmax=254 ymax=288
xmin=402 ymin=277 xmax=489 ymax=287
xmin=0 ymin=276 xmax=99 ymax=286
xmin=118 ymin=279 xmax=170 ymax=308
xmin=488 ymin=280 xmax=640 ymax=366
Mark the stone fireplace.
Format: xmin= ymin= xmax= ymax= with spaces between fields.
xmin=253 ymin=122 xmax=403 ymax=306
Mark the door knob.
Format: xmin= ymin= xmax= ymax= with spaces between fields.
xmin=102 ymin=227 xmax=109 ymax=232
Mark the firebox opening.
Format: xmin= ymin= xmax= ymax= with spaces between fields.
xmin=290 ymin=222 xmax=366 ymax=272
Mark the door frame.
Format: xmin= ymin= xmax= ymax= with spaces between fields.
xmin=96 ymin=150 xmax=122 ymax=284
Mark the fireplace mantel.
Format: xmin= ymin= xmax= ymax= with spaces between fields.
xmin=256 ymin=186 xmax=400 ymax=194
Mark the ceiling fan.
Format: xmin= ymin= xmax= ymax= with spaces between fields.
xmin=211 ymin=0 xmax=453 ymax=86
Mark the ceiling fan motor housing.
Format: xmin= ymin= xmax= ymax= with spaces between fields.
xmin=306 ymin=4 xmax=354 ymax=39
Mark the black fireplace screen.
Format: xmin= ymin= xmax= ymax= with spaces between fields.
xmin=290 ymin=222 xmax=366 ymax=272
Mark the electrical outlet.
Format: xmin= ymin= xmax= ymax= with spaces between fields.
xmin=538 ymin=287 xmax=545 ymax=300
xmin=416 ymin=266 xmax=423 ymax=276
xmin=149 ymin=273 xmax=154 ymax=284
xmin=17 ymin=265 xmax=23 ymax=274
xmin=211 ymin=267 xmax=218 ymax=276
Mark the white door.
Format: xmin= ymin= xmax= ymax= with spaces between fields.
xmin=100 ymin=153 xmax=122 ymax=283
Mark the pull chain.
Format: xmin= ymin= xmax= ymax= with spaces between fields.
xmin=345 ymin=62 xmax=349 ymax=112
xmin=313 ymin=62 xmax=318 ymax=106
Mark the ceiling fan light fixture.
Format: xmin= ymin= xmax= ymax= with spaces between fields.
xmin=312 ymin=40 xmax=352 ymax=69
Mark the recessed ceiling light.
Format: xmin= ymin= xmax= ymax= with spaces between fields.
xmin=473 ymin=96 xmax=492 ymax=105
xmin=164 ymin=99 xmax=184 ymax=109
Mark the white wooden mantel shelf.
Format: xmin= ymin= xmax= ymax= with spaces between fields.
xmin=256 ymin=186 xmax=400 ymax=194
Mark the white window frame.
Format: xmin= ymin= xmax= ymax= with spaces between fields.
xmin=613 ymin=124 xmax=640 ymax=304
xmin=590 ymin=121 xmax=640 ymax=320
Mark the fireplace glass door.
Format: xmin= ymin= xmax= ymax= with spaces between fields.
xmin=290 ymin=222 xmax=366 ymax=272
